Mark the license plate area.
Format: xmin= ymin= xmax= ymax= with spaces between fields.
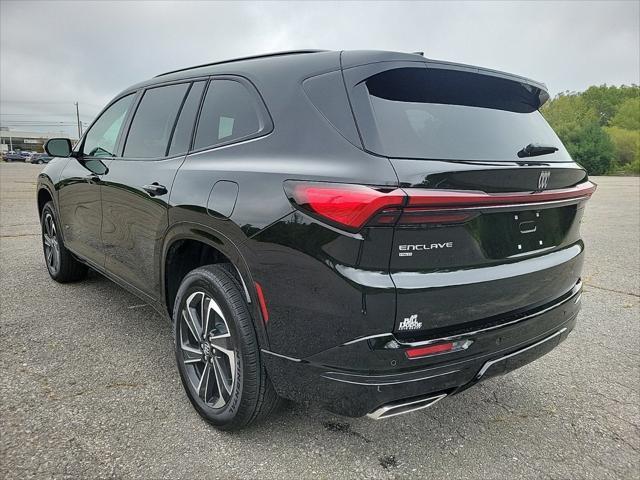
xmin=477 ymin=205 xmax=577 ymax=259
xmin=511 ymin=210 xmax=547 ymax=254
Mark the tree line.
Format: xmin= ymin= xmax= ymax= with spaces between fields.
xmin=541 ymin=85 xmax=639 ymax=175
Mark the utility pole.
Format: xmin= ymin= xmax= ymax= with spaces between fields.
xmin=74 ymin=102 xmax=82 ymax=139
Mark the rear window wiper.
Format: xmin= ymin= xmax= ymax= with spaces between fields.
xmin=517 ymin=143 xmax=559 ymax=158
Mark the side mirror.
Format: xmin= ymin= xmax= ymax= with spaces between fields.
xmin=44 ymin=138 xmax=73 ymax=157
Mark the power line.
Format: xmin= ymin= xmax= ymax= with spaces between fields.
xmin=1 ymin=100 xmax=104 ymax=108
xmin=0 ymin=113 xmax=94 ymax=118
xmin=0 ymin=123 xmax=88 ymax=128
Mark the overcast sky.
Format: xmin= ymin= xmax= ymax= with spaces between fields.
xmin=1 ymin=0 xmax=638 ymax=137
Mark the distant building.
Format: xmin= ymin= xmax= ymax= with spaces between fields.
xmin=0 ymin=129 xmax=78 ymax=153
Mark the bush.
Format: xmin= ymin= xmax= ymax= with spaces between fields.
xmin=541 ymin=85 xmax=639 ymax=175
xmin=567 ymin=122 xmax=615 ymax=175
xmin=606 ymin=126 xmax=640 ymax=166
xmin=611 ymin=97 xmax=640 ymax=130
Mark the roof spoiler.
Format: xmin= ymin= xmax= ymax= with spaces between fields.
xmin=155 ymin=50 xmax=327 ymax=78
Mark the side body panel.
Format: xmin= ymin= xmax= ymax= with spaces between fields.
xmin=101 ymin=157 xmax=184 ymax=298
xmin=168 ymin=57 xmax=401 ymax=358
xmin=56 ymin=158 xmax=110 ymax=267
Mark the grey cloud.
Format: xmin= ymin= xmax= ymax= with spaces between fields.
xmin=1 ymin=0 xmax=638 ymax=136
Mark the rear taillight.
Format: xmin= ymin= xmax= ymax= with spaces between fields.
xmin=405 ymin=342 xmax=454 ymax=358
xmin=284 ymin=181 xmax=596 ymax=232
xmin=404 ymin=339 xmax=472 ymax=359
xmin=284 ymin=182 xmax=405 ymax=231
xmin=406 ymin=181 xmax=597 ymax=208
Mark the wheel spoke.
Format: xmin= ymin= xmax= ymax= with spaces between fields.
xmin=214 ymin=356 xmax=233 ymax=395
xmin=211 ymin=358 xmax=229 ymax=408
xmin=198 ymin=362 xmax=217 ymax=403
xmin=181 ymin=343 xmax=202 ymax=356
xmin=185 ymin=292 xmax=204 ymax=341
xmin=46 ymin=247 xmax=53 ymax=265
xmin=181 ymin=341 xmax=202 ymax=365
xmin=181 ymin=310 xmax=200 ymax=343
xmin=202 ymin=297 xmax=212 ymax=338
xmin=52 ymin=243 xmax=59 ymax=270
xmin=197 ymin=363 xmax=210 ymax=399
xmin=209 ymin=333 xmax=232 ymax=352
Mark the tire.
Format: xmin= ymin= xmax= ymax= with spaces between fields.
xmin=37 ymin=160 xmax=43 ymax=164
xmin=41 ymin=202 xmax=87 ymax=282
xmin=173 ymin=264 xmax=280 ymax=430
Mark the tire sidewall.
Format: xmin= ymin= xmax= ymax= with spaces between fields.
xmin=173 ymin=268 xmax=251 ymax=427
xmin=41 ymin=203 xmax=60 ymax=279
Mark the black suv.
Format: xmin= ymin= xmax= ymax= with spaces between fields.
xmin=37 ymin=50 xmax=595 ymax=430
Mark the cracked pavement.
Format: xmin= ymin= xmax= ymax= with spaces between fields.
xmin=1 ymin=163 xmax=638 ymax=479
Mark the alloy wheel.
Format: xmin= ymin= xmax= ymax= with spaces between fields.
xmin=178 ymin=291 xmax=236 ymax=409
xmin=42 ymin=212 xmax=60 ymax=274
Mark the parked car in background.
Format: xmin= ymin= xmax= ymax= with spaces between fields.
xmin=29 ymin=153 xmax=53 ymax=164
xmin=37 ymin=50 xmax=595 ymax=430
xmin=3 ymin=151 xmax=31 ymax=162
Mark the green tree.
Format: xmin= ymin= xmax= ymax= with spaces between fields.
xmin=542 ymin=93 xmax=598 ymax=136
xmin=542 ymin=86 xmax=640 ymax=175
xmin=606 ymin=126 xmax=640 ymax=166
xmin=582 ymin=85 xmax=639 ymax=126
xmin=542 ymin=94 xmax=613 ymax=174
xmin=610 ymin=97 xmax=640 ymax=130
xmin=568 ymin=122 xmax=615 ymax=175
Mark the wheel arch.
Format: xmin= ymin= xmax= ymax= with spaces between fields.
xmin=161 ymin=222 xmax=270 ymax=349
xmin=37 ymin=184 xmax=55 ymax=217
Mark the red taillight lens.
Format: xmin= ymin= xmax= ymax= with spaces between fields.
xmin=285 ymin=182 xmax=405 ymax=231
xmin=397 ymin=209 xmax=477 ymax=225
xmin=404 ymin=339 xmax=473 ymax=359
xmin=285 ymin=181 xmax=596 ymax=232
xmin=406 ymin=181 xmax=597 ymax=208
xmin=405 ymin=342 xmax=454 ymax=358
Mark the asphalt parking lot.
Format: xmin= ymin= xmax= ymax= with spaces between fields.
xmin=0 ymin=162 xmax=638 ymax=479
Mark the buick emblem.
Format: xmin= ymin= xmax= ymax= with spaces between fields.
xmin=538 ymin=171 xmax=551 ymax=190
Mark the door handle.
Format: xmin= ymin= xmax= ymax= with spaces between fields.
xmin=143 ymin=183 xmax=168 ymax=197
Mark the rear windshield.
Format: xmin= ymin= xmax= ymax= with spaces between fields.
xmin=360 ymin=68 xmax=570 ymax=161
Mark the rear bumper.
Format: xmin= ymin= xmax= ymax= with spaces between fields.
xmin=262 ymin=282 xmax=581 ymax=417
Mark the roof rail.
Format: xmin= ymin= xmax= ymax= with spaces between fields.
xmin=155 ymin=50 xmax=327 ymax=78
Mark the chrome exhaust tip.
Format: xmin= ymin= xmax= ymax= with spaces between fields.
xmin=366 ymin=393 xmax=447 ymax=420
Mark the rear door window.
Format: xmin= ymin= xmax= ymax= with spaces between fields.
xmin=124 ymin=83 xmax=189 ymax=158
xmin=193 ymin=79 xmax=263 ymax=150
xmin=356 ymin=67 xmax=571 ymax=161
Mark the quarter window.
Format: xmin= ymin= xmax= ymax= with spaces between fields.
xmin=124 ymin=83 xmax=189 ymax=158
xmin=193 ymin=80 xmax=261 ymax=150
xmin=168 ymin=81 xmax=205 ymax=156
xmin=82 ymin=94 xmax=134 ymax=157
